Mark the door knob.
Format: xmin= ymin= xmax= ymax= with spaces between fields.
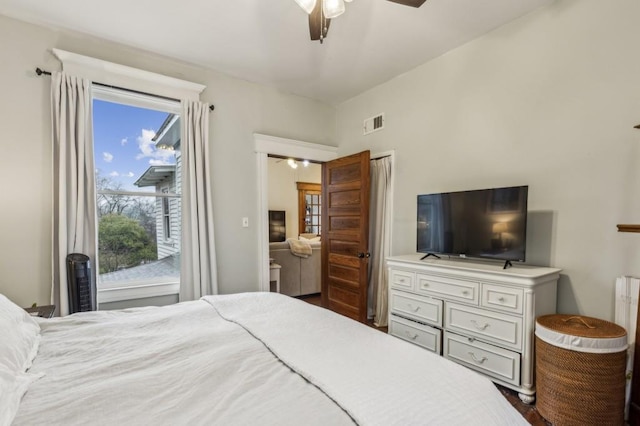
xmin=357 ymin=252 xmax=371 ymax=258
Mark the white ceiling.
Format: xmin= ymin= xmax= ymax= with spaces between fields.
xmin=0 ymin=0 xmax=553 ymax=105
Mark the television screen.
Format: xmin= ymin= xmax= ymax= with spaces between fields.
xmin=268 ymin=210 xmax=286 ymax=243
xmin=417 ymin=186 xmax=528 ymax=262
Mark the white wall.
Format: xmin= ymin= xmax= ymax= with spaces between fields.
xmin=4 ymin=1 xmax=639 ymax=322
xmin=336 ymin=0 xmax=640 ymax=321
xmin=0 ymin=14 xmax=335 ymax=307
xmin=267 ymin=158 xmax=322 ymax=240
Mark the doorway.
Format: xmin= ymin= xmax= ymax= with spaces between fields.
xmin=254 ymin=133 xmax=338 ymax=293
xmin=266 ymin=156 xmax=323 ymax=297
xmin=254 ymin=133 xmax=395 ymax=324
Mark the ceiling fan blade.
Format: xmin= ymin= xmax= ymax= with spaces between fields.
xmin=386 ymin=0 xmax=427 ymax=7
xmin=309 ymin=1 xmax=330 ymax=41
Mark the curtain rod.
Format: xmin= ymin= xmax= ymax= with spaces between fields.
xmin=35 ymin=67 xmax=214 ymax=112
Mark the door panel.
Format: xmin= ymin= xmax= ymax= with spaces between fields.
xmin=329 ymin=216 xmax=361 ymax=232
xmin=321 ymin=151 xmax=371 ymax=322
xmin=328 ymin=285 xmax=360 ymax=314
xmin=330 ymin=190 xmax=362 ymax=207
xmin=329 ymin=239 xmax=359 ymax=256
xmin=329 ymin=162 xmax=362 ymax=182
xmin=328 ymin=264 xmax=360 ymax=289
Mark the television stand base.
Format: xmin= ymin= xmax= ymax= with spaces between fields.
xmin=420 ymin=253 xmax=441 ymax=260
xmin=503 ymin=260 xmax=513 ymax=270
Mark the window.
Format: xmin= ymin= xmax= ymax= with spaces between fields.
xmin=92 ymin=86 xmax=181 ymax=302
xmin=297 ymin=182 xmax=321 ymax=236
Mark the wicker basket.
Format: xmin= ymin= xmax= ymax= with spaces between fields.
xmin=535 ymin=314 xmax=627 ymax=426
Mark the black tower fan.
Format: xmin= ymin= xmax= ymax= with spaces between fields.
xmin=66 ymin=253 xmax=96 ymax=313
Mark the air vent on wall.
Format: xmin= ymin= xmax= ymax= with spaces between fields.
xmin=363 ymin=113 xmax=385 ymax=135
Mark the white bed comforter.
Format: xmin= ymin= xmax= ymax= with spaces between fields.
xmin=205 ymin=293 xmax=527 ymax=426
xmin=14 ymin=292 xmax=527 ymax=425
xmin=13 ymin=297 xmax=352 ymax=426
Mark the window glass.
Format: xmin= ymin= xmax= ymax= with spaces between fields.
xmin=305 ymin=193 xmax=321 ymax=234
xmin=93 ymin=98 xmax=181 ymax=296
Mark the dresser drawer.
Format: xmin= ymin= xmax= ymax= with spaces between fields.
xmin=481 ymin=284 xmax=523 ymax=314
xmin=416 ymin=274 xmax=479 ymax=304
xmin=390 ymin=291 xmax=442 ymax=327
xmin=443 ymin=331 xmax=521 ymax=386
xmin=389 ymin=315 xmax=441 ymax=354
xmin=389 ymin=269 xmax=415 ymax=291
xmin=445 ymin=302 xmax=522 ymax=350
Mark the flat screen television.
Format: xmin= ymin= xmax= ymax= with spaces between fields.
xmin=268 ymin=210 xmax=286 ymax=243
xmin=417 ymin=186 xmax=528 ymax=266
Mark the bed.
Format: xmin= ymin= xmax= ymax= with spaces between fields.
xmin=2 ymin=292 xmax=528 ymax=425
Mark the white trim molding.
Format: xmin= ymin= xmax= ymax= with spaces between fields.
xmin=52 ymin=48 xmax=205 ymax=101
xmin=254 ymin=133 xmax=338 ymax=161
xmin=97 ymin=281 xmax=180 ymax=304
xmin=92 ymin=85 xmax=181 ymax=114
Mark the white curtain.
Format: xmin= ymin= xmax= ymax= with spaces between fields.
xmin=615 ymin=276 xmax=640 ymax=420
xmin=368 ymin=156 xmax=392 ymax=327
xmin=51 ymin=72 xmax=97 ymax=316
xmin=180 ymin=100 xmax=218 ymax=301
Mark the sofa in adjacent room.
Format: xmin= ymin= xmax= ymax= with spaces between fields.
xmin=269 ymin=241 xmax=321 ymax=297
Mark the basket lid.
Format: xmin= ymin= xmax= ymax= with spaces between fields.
xmin=535 ymin=314 xmax=627 ymax=354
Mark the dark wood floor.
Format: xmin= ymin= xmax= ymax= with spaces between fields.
xmin=497 ymin=386 xmax=549 ymax=425
xmin=296 ymin=293 xmax=548 ymax=425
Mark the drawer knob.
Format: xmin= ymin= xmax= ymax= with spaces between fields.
xmin=407 ymin=303 xmax=421 ymax=313
xmin=470 ymin=319 xmax=490 ymax=331
xmin=405 ymin=331 xmax=419 ymax=340
xmin=462 ymin=290 xmax=469 ymax=296
xmin=468 ymin=352 xmax=488 ymax=364
xmin=498 ymin=297 xmax=506 ymax=303
xmin=399 ymin=278 xmax=405 ymax=283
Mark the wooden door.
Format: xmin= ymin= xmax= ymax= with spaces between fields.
xmin=321 ymin=151 xmax=371 ymax=322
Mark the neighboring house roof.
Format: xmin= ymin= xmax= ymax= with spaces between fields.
xmin=134 ymin=165 xmax=175 ymax=187
xmin=135 ymin=115 xmax=181 ymax=188
xmin=99 ymin=254 xmax=180 ymax=284
xmin=153 ymin=114 xmax=180 ymax=150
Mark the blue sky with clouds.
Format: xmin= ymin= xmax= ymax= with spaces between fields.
xmin=93 ymin=100 xmax=175 ymax=191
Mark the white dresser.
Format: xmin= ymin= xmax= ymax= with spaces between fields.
xmin=387 ymin=254 xmax=560 ymax=403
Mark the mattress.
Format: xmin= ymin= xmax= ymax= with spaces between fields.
xmin=13 ymin=292 xmax=527 ymax=425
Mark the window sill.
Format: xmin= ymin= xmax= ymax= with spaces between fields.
xmin=97 ymin=279 xmax=179 ymax=303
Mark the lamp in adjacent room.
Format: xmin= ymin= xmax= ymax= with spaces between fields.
xmin=492 ymin=222 xmax=508 ymax=250
xmin=492 ymin=222 xmax=508 ymax=240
